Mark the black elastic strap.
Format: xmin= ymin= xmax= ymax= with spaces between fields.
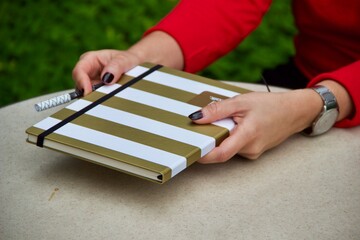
xmin=37 ymin=64 xmax=163 ymax=147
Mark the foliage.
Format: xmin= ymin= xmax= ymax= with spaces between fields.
xmin=0 ymin=0 xmax=295 ymax=107
xmin=202 ymin=0 xmax=296 ymax=81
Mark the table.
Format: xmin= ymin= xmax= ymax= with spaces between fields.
xmin=1 ymin=82 xmax=360 ymax=240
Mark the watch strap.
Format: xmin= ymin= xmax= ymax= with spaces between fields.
xmin=303 ymin=85 xmax=339 ymax=136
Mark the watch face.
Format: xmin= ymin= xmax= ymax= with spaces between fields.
xmin=313 ymin=109 xmax=338 ymax=135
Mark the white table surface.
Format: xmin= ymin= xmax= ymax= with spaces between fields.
xmin=1 ymin=82 xmax=360 ymax=240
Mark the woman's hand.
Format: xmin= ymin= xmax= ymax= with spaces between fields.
xmin=72 ymin=31 xmax=184 ymax=96
xmin=189 ymin=89 xmax=324 ymax=163
xmin=72 ymin=50 xmax=142 ymax=95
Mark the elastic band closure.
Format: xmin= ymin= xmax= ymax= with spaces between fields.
xmin=37 ymin=64 xmax=163 ymax=147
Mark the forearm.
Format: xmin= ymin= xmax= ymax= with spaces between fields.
xmin=128 ymin=31 xmax=184 ymax=70
xmin=146 ymin=0 xmax=271 ymax=73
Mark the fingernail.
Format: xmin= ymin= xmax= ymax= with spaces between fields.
xmin=102 ymin=72 xmax=114 ymax=84
xmin=188 ymin=110 xmax=203 ymax=120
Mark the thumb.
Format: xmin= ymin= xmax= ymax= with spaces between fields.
xmin=188 ymin=99 xmax=234 ymax=124
xmin=101 ymin=53 xmax=139 ymax=85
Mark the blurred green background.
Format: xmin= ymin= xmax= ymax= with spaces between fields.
xmin=0 ymin=0 xmax=296 ymax=108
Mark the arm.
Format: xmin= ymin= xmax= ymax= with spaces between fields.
xmin=189 ymin=63 xmax=358 ymax=162
xmin=73 ymin=0 xmax=271 ymax=94
xmin=189 ymin=82 xmax=354 ymax=162
xmin=146 ymin=0 xmax=272 ymax=72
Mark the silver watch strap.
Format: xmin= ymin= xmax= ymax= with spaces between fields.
xmin=303 ymin=85 xmax=339 ymax=136
xmin=313 ymin=85 xmax=338 ymax=111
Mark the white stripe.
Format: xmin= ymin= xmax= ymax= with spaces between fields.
xmin=97 ymin=84 xmax=121 ymax=93
xmin=126 ymin=65 xmax=149 ymax=76
xmin=34 ymin=117 xmax=186 ymax=177
xmin=127 ymin=66 xmax=240 ymax=97
xmin=121 ymin=87 xmax=199 ymax=116
xmin=67 ymin=99 xmax=216 ymax=156
xmin=96 ymin=85 xmax=235 ymax=131
xmin=97 ymin=85 xmax=199 ymax=115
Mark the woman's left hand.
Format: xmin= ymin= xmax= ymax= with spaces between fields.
xmin=189 ymin=90 xmax=323 ymax=163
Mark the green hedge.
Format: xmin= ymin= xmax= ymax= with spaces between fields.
xmin=0 ymin=0 xmax=295 ymax=107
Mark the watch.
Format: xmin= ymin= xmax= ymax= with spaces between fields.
xmin=303 ymin=85 xmax=339 ymax=136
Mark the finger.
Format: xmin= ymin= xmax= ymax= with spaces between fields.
xmin=100 ymin=53 xmax=138 ymax=85
xmin=72 ymin=60 xmax=96 ymax=96
xmin=198 ymin=125 xmax=248 ymax=164
xmin=188 ymin=97 xmax=241 ymax=124
xmin=72 ymin=51 xmax=108 ymax=95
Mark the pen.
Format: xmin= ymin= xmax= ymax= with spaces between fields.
xmin=34 ymin=83 xmax=104 ymax=112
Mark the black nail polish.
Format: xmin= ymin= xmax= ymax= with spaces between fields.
xmin=102 ymin=72 xmax=114 ymax=84
xmin=188 ymin=110 xmax=203 ymax=120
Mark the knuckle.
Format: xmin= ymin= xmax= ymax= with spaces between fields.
xmin=242 ymin=125 xmax=258 ymax=141
xmin=243 ymin=154 xmax=261 ymax=160
xmin=206 ymin=101 xmax=220 ymax=115
xmin=216 ymin=149 xmax=232 ymax=163
xmin=243 ymin=145 xmax=263 ymax=160
xmin=71 ymin=65 xmax=82 ymax=79
xmin=79 ymin=50 xmax=94 ymax=60
xmin=108 ymin=54 xmax=129 ymax=71
xmin=112 ymin=55 xmax=126 ymax=65
xmin=71 ymin=68 xmax=77 ymax=78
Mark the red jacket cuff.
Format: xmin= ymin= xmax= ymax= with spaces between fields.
xmin=307 ymin=61 xmax=360 ymax=128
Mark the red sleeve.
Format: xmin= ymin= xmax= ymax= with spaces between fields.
xmin=145 ymin=0 xmax=271 ymax=73
xmin=307 ymin=60 xmax=360 ymax=128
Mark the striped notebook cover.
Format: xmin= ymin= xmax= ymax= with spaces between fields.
xmin=26 ymin=63 xmax=250 ymax=183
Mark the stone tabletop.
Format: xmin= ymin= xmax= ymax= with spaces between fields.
xmin=1 ymin=83 xmax=359 ymax=240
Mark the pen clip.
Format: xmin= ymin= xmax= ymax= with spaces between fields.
xmin=69 ymin=89 xmax=84 ymax=100
xmin=69 ymin=83 xmax=104 ymax=100
xmin=92 ymin=82 xmax=104 ymax=91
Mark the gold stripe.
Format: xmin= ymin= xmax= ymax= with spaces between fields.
xmin=51 ymin=109 xmax=201 ymax=166
xmin=145 ymin=63 xmax=250 ymax=94
xmin=26 ymin=126 xmax=44 ymax=136
xmin=86 ymin=91 xmax=229 ymax=145
xmin=122 ymin=63 xmax=249 ymax=94
xmin=116 ymin=74 xmax=134 ymax=85
xmin=27 ymin=126 xmax=172 ymax=183
xmin=112 ymin=75 xmax=196 ymax=103
xmin=141 ymin=62 xmax=159 ymax=69
xmin=131 ymin=80 xmax=196 ymax=103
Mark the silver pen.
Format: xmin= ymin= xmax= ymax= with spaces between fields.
xmin=34 ymin=83 xmax=104 ymax=112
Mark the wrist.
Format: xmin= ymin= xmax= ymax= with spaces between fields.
xmin=286 ymin=79 xmax=353 ymax=135
xmin=128 ymin=31 xmax=184 ymax=70
xmin=285 ymin=89 xmax=324 ymax=133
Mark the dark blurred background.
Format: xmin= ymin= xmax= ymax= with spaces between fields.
xmin=0 ymin=0 xmax=296 ymax=108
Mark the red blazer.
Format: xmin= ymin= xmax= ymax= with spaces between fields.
xmin=147 ymin=0 xmax=360 ymax=127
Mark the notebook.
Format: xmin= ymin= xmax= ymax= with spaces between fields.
xmin=26 ymin=63 xmax=250 ymax=183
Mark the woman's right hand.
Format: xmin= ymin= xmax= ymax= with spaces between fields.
xmin=72 ymin=31 xmax=185 ymax=96
xmin=72 ymin=49 xmax=142 ymax=96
